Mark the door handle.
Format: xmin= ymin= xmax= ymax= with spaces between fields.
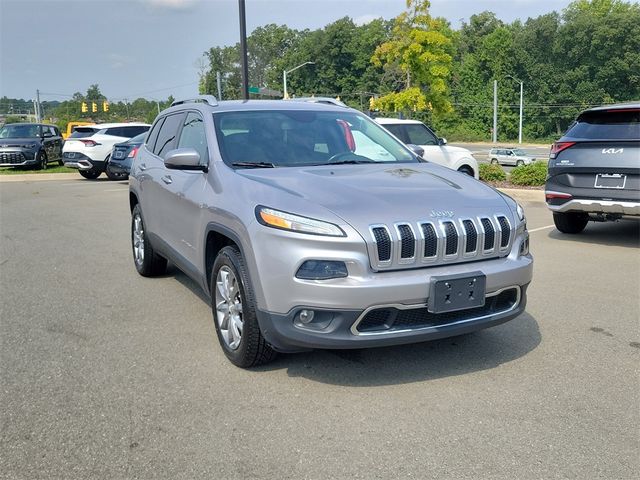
xmin=139 ymin=163 xmax=147 ymax=171
xmin=161 ymin=175 xmax=172 ymax=185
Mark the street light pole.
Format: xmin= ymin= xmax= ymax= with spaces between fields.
xmin=492 ymin=80 xmax=497 ymax=143
xmin=506 ymin=75 xmax=524 ymax=144
xmin=238 ymin=0 xmax=249 ymax=100
xmin=283 ymin=61 xmax=315 ymax=99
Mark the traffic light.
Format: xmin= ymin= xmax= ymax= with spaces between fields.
xmin=102 ymin=101 xmax=109 ymax=112
xmin=81 ymin=102 xmax=88 ymax=113
xmin=91 ymin=102 xmax=97 ymax=113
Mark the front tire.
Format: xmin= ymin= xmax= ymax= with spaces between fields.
xmin=212 ymin=246 xmax=276 ymax=368
xmin=131 ymin=204 xmax=167 ymax=276
xmin=36 ymin=151 xmax=47 ymax=170
xmin=516 ymin=160 xmax=524 ymax=166
xmin=553 ymin=212 xmax=589 ymax=234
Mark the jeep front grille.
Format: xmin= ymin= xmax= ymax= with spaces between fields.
xmin=368 ymin=215 xmax=513 ymax=270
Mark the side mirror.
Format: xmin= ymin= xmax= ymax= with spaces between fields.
xmin=42 ymin=132 xmax=53 ymax=138
xmin=406 ymin=144 xmax=425 ymax=158
xmin=164 ymin=148 xmax=206 ymax=171
xmin=438 ymin=137 xmax=447 ymax=146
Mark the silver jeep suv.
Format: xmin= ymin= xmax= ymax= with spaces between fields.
xmin=129 ymin=96 xmax=533 ymax=367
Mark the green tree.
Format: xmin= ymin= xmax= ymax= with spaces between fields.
xmin=371 ymin=0 xmax=454 ymax=113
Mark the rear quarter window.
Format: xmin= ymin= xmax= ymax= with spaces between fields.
xmin=69 ymin=127 xmax=99 ymax=139
xmin=566 ymin=109 xmax=640 ymax=140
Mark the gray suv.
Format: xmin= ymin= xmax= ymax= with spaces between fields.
xmin=129 ymin=96 xmax=533 ymax=367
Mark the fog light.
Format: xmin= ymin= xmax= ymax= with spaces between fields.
xmin=298 ymin=310 xmax=314 ymax=324
xmin=295 ymin=260 xmax=348 ymax=280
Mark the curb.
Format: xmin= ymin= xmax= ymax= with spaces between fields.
xmin=0 ymin=173 xmax=80 ymax=182
xmin=498 ymin=188 xmax=544 ymax=203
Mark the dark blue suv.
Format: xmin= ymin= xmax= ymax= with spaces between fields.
xmin=0 ymin=123 xmax=64 ymax=170
xmin=545 ymin=103 xmax=640 ymax=233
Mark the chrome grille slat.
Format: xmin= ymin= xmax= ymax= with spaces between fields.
xmin=369 ymin=215 xmax=514 ymax=270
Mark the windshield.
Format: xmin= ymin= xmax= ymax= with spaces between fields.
xmin=69 ymin=127 xmax=99 ymax=139
xmin=213 ymin=110 xmax=416 ymax=167
xmin=0 ymin=124 xmax=39 ymax=138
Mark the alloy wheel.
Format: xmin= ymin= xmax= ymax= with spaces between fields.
xmin=215 ymin=266 xmax=244 ymax=350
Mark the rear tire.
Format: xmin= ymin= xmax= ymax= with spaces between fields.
xmin=212 ymin=246 xmax=277 ymax=368
xmin=79 ymin=168 xmax=101 ymax=179
xmin=553 ymin=212 xmax=589 ymax=234
xmin=131 ymin=204 xmax=167 ymax=276
xmin=490 ymin=158 xmax=499 ymax=165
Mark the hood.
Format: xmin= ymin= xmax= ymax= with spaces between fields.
xmin=238 ymin=163 xmax=511 ymax=232
xmin=0 ymin=138 xmax=41 ymax=147
xmin=435 ymin=145 xmax=473 ymax=155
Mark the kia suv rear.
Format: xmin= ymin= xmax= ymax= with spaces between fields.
xmin=545 ymin=103 xmax=640 ymax=233
xmin=63 ymin=123 xmax=150 ymax=179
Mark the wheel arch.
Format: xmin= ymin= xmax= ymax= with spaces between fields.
xmin=204 ymin=223 xmax=263 ymax=305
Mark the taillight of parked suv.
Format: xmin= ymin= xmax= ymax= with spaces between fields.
xmin=549 ymin=141 xmax=576 ymax=159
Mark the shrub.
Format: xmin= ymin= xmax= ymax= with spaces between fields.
xmin=509 ymin=161 xmax=548 ymax=186
xmin=479 ymin=163 xmax=507 ymax=182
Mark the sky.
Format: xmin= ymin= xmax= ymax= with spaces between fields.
xmin=0 ymin=0 xmax=574 ymax=102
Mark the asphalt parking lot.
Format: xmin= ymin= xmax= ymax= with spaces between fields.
xmin=1 ymin=177 xmax=639 ymax=479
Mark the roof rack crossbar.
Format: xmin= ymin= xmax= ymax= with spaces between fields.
xmin=171 ymin=95 xmax=219 ymax=107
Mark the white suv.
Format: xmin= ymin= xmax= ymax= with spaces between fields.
xmin=375 ymin=118 xmax=479 ymax=178
xmin=63 ymin=122 xmax=150 ymax=179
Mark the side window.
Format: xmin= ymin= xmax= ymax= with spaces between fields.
xmin=383 ymin=124 xmax=409 ymax=143
xmin=53 ymin=127 xmax=61 ymax=137
xmin=405 ymin=124 xmax=438 ymax=145
xmin=177 ymin=112 xmax=208 ymax=165
xmin=105 ymin=127 xmax=126 ymax=137
xmin=123 ymin=126 xmax=149 ymax=137
xmin=146 ymin=118 xmax=164 ymax=153
xmin=153 ymin=113 xmax=185 ymax=158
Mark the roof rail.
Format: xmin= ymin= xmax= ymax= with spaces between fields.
xmin=171 ymin=95 xmax=218 ymax=107
xmin=287 ymin=97 xmax=348 ymax=107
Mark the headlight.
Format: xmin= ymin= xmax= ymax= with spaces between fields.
xmin=256 ymin=206 xmax=345 ymax=237
xmin=516 ymin=203 xmax=525 ymax=223
xmin=22 ymin=143 xmax=37 ymax=149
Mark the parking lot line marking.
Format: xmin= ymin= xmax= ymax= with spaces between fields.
xmin=529 ymin=224 xmax=555 ymax=233
xmin=104 ymin=188 xmax=127 ymax=192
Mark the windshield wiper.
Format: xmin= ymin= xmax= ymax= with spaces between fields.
xmin=326 ymin=160 xmax=376 ymax=165
xmin=231 ymin=161 xmax=276 ymax=168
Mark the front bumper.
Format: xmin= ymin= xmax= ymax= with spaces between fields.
xmin=257 ymin=284 xmax=529 ymax=352
xmin=0 ymin=149 xmax=36 ymax=167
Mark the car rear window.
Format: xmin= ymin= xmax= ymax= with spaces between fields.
xmin=69 ymin=127 xmax=99 ymax=138
xmin=566 ymin=109 xmax=640 ymax=140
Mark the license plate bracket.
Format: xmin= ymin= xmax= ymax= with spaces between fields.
xmin=595 ymin=173 xmax=626 ymax=189
xmin=428 ymin=272 xmax=486 ymax=314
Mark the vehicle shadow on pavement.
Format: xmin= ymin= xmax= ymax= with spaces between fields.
xmin=258 ymin=314 xmax=541 ymax=386
xmin=548 ymin=220 xmax=639 ymax=248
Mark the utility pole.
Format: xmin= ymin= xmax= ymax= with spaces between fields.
xmin=492 ymin=80 xmax=498 ymax=143
xmin=518 ymin=80 xmax=523 ymax=144
xmin=216 ymin=71 xmax=223 ymax=100
xmin=238 ymin=0 xmax=249 ymax=100
xmin=36 ymin=89 xmax=42 ymax=122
